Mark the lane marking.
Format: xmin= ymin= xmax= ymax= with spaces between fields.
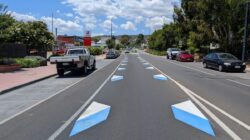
xmin=69 ymin=102 xmax=111 ymax=136
xmin=227 ymin=79 xmax=250 ymax=87
xmin=140 ymin=57 xmax=242 ymax=140
xmin=0 ymin=59 xmax=120 ymax=126
xmin=153 ymin=74 xmax=168 ymax=81
xmin=111 ymin=75 xmax=124 ymax=82
xmin=48 ymin=60 xmax=121 ymax=140
xmin=142 ymin=52 xmax=215 ymax=76
xmin=146 ymin=67 xmax=154 ymax=70
xmin=141 ymin=53 xmax=250 ymax=131
xmin=172 ymin=100 xmax=215 ymax=136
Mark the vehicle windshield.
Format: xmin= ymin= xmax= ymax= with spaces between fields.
xmin=68 ymin=49 xmax=84 ymax=55
xmin=172 ymin=48 xmax=181 ymax=51
xmin=218 ymin=53 xmax=238 ymax=60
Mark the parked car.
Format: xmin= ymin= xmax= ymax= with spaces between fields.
xmin=50 ymin=48 xmax=96 ymax=76
xmin=106 ymin=50 xmax=119 ymax=59
xmin=203 ymin=53 xmax=246 ymax=72
xmin=166 ymin=48 xmax=181 ymax=60
xmin=176 ymin=51 xmax=194 ymax=62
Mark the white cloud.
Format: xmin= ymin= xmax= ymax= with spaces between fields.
xmin=56 ymin=10 xmax=61 ymax=14
xmin=62 ymin=0 xmax=178 ymax=31
xmin=121 ymin=21 xmax=136 ymax=31
xmin=65 ymin=13 xmax=73 ymax=17
xmin=11 ymin=12 xmax=37 ymax=21
xmin=145 ymin=16 xmax=172 ymax=31
xmin=41 ymin=17 xmax=83 ymax=34
xmin=101 ymin=19 xmax=118 ymax=29
xmin=11 ymin=11 xmax=83 ymax=35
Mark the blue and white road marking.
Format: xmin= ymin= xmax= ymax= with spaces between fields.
xmin=146 ymin=67 xmax=154 ymax=70
xmin=143 ymin=62 xmax=150 ymax=65
xmin=111 ymin=75 xmax=124 ymax=82
xmin=171 ymin=100 xmax=215 ymax=136
xmin=118 ymin=68 xmax=126 ymax=71
xmin=70 ymin=102 xmax=111 ymax=137
xmin=121 ymin=63 xmax=127 ymax=66
xmin=153 ymin=74 xmax=168 ymax=81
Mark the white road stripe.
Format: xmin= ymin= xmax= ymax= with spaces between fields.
xmin=166 ymin=60 xmax=216 ymax=76
xmin=0 ymin=59 xmax=120 ymax=126
xmin=48 ymin=60 xmax=121 ymax=140
xmin=227 ymin=79 xmax=250 ymax=87
xmin=140 ymin=57 xmax=242 ymax=140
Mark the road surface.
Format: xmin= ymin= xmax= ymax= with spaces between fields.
xmin=0 ymin=52 xmax=249 ymax=140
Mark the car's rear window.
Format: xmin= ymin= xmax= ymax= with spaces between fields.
xmin=68 ymin=50 xmax=84 ymax=55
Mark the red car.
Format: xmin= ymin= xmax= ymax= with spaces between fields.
xmin=176 ymin=51 xmax=194 ymax=62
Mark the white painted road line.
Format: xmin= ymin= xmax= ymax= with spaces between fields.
xmin=227 ymin=79 xmax=250 ymax=87
xmin=140 ymin=57 xmax=242 ymax=140
xmin=166 ymin=60 xmax=216 ymax=76
xmin=48 ymin=61 xmax=121 ymax=140
xmin=0 ymin=59 xmax=121 ymax=126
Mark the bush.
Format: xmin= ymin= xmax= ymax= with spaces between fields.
xmin=89 ymin=47 xmax=103 ymax=55
xmin=146 ymin=49 xmax=166 ymax=56
xmin=15 ymin=58 xmax=40 ymax=68
xmin=0 ymin=58 xmax=17 ymax=65
xmin=25 ymin=56 xmax=47 ymax=66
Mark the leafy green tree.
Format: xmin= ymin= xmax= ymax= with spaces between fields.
xmin=119 ymin=35 xmax=130 ymax=46
xmin=136 ymin=34 xmax=144 ymax=45
xmin=106 ymin=39 xmax=115 ymax=49
xmin=92 ymin=36 xmax=101 ymax=43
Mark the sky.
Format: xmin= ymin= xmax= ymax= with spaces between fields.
xmin=1 ymin=0 xmax=180 ymax=36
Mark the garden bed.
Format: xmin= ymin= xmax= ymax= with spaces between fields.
xmin=0 ymin=64 xmax=21 ymax=73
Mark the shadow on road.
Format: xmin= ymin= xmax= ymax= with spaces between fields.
xmin=55 ymin=69 xmax=97 ymax=79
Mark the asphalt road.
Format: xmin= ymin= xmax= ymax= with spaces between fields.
xmin=0 ymin=52 xmax=249 ymax=140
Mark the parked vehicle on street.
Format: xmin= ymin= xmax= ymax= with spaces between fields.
xmin=176 ymin=51 xmax=194 ymax=62
xmin=203 ymin=53 xmax=246 ymax=72
xmin=166 ymin=48 xmax=181 ymax=60
xmin=106 ymin=50 xmax=120 ymax=59
xmin=50 ymin=48 xmax=96 ymax=76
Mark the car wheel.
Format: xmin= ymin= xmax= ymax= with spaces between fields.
xmin=218 ymin=65 xmax=223 ymax=72
xmin=203 ymin=63 xmax=207 ymax=68
xmin=92 ymin=61 xmax=96 ymax=71
xmin=82 ymin=66 xmax=88 ymax=74
xmin=57 ymin=69 xmax=64 ymax=76
xmin=166 ymin=55 xmax=169 ymax=59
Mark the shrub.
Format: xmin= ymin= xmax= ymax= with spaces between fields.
xmin=146 ymin=49 xmax=166 ymax=56
xmin=0 ymin=58 xmax=17 ymax=65
xmin=25 ymin=56 xmax=47 ymax=66
xmin=15 ymin=58 xmax=40 ymax=68
xmin=89 ymin=47 xmax=103 ymax=55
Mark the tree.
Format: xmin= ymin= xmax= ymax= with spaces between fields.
xmin=106 ymin=39 xmax=115 ymax=49
xmin=0 ymin=4 xmax=16 ymax=44
xmin=92 ymin=36 xmax=101 ymax=43
xmin=119 ymin=35 xmax=130 ymax=46
xmin=136 ymin=34 xmax=144 ymax=45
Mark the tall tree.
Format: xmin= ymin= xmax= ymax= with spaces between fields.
xmin=136 ymin=34 xmax=145 ymax=45
xmin=119 ymin=35 xmax=130 ymax=46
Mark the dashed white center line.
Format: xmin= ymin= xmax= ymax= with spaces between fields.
xmin=227 ymin=79 xmax=250 ymax=87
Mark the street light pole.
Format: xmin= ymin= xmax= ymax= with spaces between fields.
xmin=242 ymin=2 xmax=249 ymax=61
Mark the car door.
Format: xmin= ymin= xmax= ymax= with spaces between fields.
xmin=205 ymin=53 xmax=213 ymax=67
xmin=210 ymin=53 xmax=219 ymax=68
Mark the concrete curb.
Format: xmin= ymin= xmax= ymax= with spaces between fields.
xmin=0 ymin=73 xmax=57 ymax=95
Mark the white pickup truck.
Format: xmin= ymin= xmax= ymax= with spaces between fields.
xmin=50 ymin=48 xmax=96 ymax=76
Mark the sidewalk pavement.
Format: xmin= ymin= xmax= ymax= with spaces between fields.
xmin=246 ymin=64 xmax=250 ymax=72
xmin=0 ymin=54 xmax=107 ymax=94
xmin=0 ymin=63 xmax=57 ymax=94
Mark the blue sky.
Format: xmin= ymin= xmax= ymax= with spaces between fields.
xmin=1 ymin=0 xmax=179 ymax=36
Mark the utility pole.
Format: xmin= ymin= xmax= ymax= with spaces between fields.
xmin=242 ymin=2 xmax=249 ymax=61
xmin=52 ymin=13 xmax=54 ymax=35
xmin=111 ymin=18 xmax=113 ymax=39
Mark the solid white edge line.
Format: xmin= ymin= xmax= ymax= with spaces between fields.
xmin=227 ymin=79 xmax=250 ymax=87
xmin=140 ymin=56 xmax=242 ymax=140
xmin=0 ymin=59 xmax=120 ymax=126
xmin=47 ymin=60 xmax=122 ymax=140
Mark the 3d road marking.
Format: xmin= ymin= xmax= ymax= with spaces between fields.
xmin=153 ymin=74 xmax=168 ymax=81
xmin=121 ymin=63 xmax=127 ymax=66
xmin=146 ymin=67 xmax=154 ymax=70
xmin=118 ymin=68 xmax=126 ymax=71
xmin=111 ymin=75 xmax=124 ymax=82
xmin=70 ymin=102 xmax=111 ymax=136
xmin=171 ymin=100 xmax=215 ymax=136
xmin=143 ymin=62 xmax=150 ymax=65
